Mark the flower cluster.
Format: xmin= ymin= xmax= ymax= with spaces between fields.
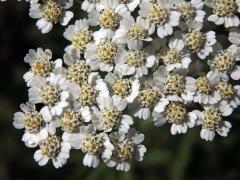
xmin=11 ymin=0 xmax=240 ymax=171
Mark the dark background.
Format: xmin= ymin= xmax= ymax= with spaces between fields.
xmin=0 ymin=2 xmax=240 ymax=180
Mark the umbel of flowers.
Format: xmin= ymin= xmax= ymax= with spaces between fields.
xmin=9 ymin=0 xmax=240 ymax=171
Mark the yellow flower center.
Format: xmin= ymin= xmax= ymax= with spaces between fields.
xmin=215 ymin=82 xmax=235 ymax=100
xmin=177 ymin=2 xmax=196 ymax=21
xmin=99 ymin=10 xmax=120 ymax=29
xmin=166 ymin=102 xmax=186 ymax=124
xmin=148 ymin=4 xmax=169 ymax=25
xmin=81 ymin=135 xmax=102 ymax=153
xmin=213 ymin=0 xmax=236 ymax=16
xmin=71 ymin=29 xmax=92 ymax=52
xmin=78 ymin=83 xmax=96 ymax=107
xmin=31 ymin=59 xmax=53 ymax=77
xmin=161 ymin=48 xmax=182 ymax=65
xmin=116 ymin=139 xmax=134 ymax=160
xmin=112 ymin=79 xmax=131 ymax=97
xmin=202 ymin=106 xmax=222 ymax=130
xmin=99 ymin=107 xmax=122 ymax=130
xmin=23 ymin=111 xmax=43 ymax=134
xmin=138 ymin=87 xmax=159 ymax=107
xmin=185 ymin=29 xmax=205 ymax=52
xmin=60 ymin=110 xmax=82 ymax=133
xmin=40 ymin=85 xmax=60 ymax=106
xmin=39 ymin=135 xmax=60 ymax=158
xmin=41 ymin=0 xmax=63 ymax=23
xmin=67 ymin=61 xmax=91 ymax=85
xmin=125 ymin=50 xmax=145 ymax=67
xmin=97 ymin=41 xmax=118 ymax=64
xmin=128 ymin=24 xmax=146 ymax=40
xmin=196 ymin=76 xmax=211 ymax=95
xmin=164 ymin=74 xmax=185 ymax=95
xmin=212 ymin=50 xmax=235 ymax=72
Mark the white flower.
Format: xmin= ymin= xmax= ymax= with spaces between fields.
xmin=63 ymin=49 xmax=92 ymax=85
xmin=62 ymin=124 xmax=114 ymax=168
xmin=88 ymin=0 xmax=129 ymax=39
xmin=114 ymin=41 xmax=156 ymax=78
xmin=85 ymin=37 xmax=125 ymax=72
xmin=59 ymin=107 xmax=92 ymax=133
xmin=28 ymin=73 xmax=69 ymax=116
xmin=134 ymin=80 xmax=167 ymax=120
xmin=103 ymin=129 xmax=146 ymax=172
xmin=152 ymin=101 xmax=198 ymax=135
xmin=63 ymin=19 xmax=93 ymax=54
xmin=207 ymin=0 xmax=240 ymax=28
xmin=228 ymin=27 xmax=240 ymax=45
xmin=196 ymin=105 xmax=232 ymax=141
xmin=34 ymin=135 xmax=71 ymax=168
xmin=112 ymin=15 xmax=153 ymax=48
xmin=105 ymin=72 xmax=140 ymax=103
xmin=153 ymin=66 xmax=195 ymax=102
xmin=138 ymin=0 xmax=180 ymax=38
xmin=81 ymin=0 xmax=102 ymax=12
xmin=214 ymin=82 xmax=240 ymax=109
xmin=208 ymin=44 xmax=240 ymax=80
xmin=68 ymin=72 xmax=109 ymax=108
xmin=159 ymin=38 xmax=191 ymax=71
xmin=23 ymin=48 xmax=64 ymax=87
xmin=175 ymin=0 xmax=205 ymax=29
xmin=92 ymin=95 xmax=133 ymax=133
xmin=186 ymin=71 xmax=221 ymax=104
xmin=182 ymin=28 xmax=217 ymax=59
xmin=13 ymin=102 xmax=51 ymax=147
xmin=29 ymin=0 xmax=74 ymax=33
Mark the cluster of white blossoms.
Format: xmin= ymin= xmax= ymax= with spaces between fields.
xmin=10 ymin=0 xmax=240 ymax=171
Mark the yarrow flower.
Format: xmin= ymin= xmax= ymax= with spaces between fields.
xmin=12 ymin=0 xmax=240 ymax=171
xmin=23 ymin=48 xmax=63 ymax=86
xmin=138 ymin=0 xmax=181 ymax=38
xmin=29 ymin=0 xmax=74 ymax=33
xmin=63 ymin=19 xmax=93 ymax=54
xmin=207 ymin=0 xmax=240 ymax=28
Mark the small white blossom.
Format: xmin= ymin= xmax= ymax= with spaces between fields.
xmin=13 ymin=103 xmax=51 ymax=147
xmin=159 ymin=38 xmax=191 ymax=71
xmin=28 ymin=73 xmax=69 ymax=116
xmin=152 ymin=101 xmax=198 ymax=135
xmin=34 ymin=135 xmax=71 ymax=168
xmin=186 ymin=71 xmax=221 ymax=104
xmin=29 ymin=0 xmax=74 ymax=33
xmin=207 ymin=0 xmax=240 ymax=28
xmin=208 ymin=44 xmax=240 ymax=81
xmin=174 ymin=0 xmax=206 ymax=30
xmin=138 ymin=0 xmax=180 ymax=38
xmin=114 ymin=41 xmax=156 ymax=78
xmin=134 ymin=80 xmax=166 ymax=120
xmin=23 ymin=48 xmax=64 ymax=86
xmin=153 ymin=66 xmax=195 ymax=102
xmin=195 ymin=104 xmax=233 ymax=141
xmin=104 ymin=129 xmax=146 ymax=171
xmin=63 ymin=124 xmax=114 ymax=168
xmin=88 ymin=0 xmax=129 ymax=38
xmin=180 ymin=28 xmax=217 ymax=59
xmin=92 ymin=95 xmax=133 ymax=133
xmin=85 ymin=37 xmax=125 ymax=72
xmin=63 ymin=19 xmax=93 ymax=54
xmin=112 ymin=15 xmax=153 ymax=48
xmin=104 ymin=72 xmax=140 ymax=103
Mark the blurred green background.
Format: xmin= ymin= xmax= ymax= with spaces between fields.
xmin=0 ymin=2 xmax=240 ymax=180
